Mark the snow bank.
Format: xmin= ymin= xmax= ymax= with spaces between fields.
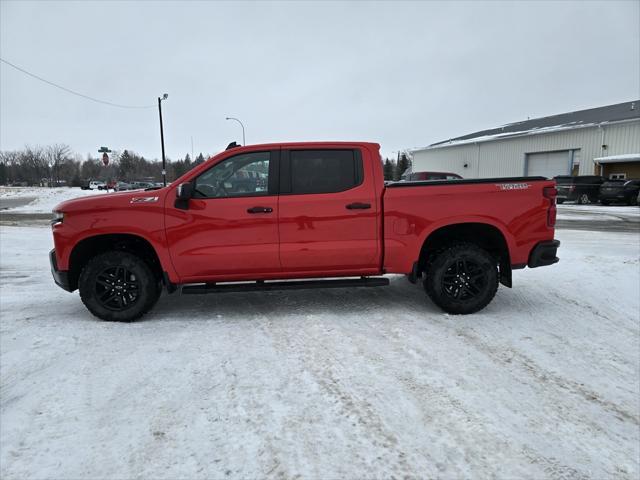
xmin=557 ymin=203 xmax=640 ymax=221
xmin=0 ymin=187 xmax=108 ymax=213
xmin=0 ymin=226 xmax=638 ymax=478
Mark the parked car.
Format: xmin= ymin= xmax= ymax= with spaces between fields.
xmin=115 ymin=181 xmax=133 ymax=191
xmin=50 ymin=141 xmax=560 ymax=322
xmin=130 ymin=181 xmax=155 ymax=189
xmin=599 ymin=179 xmax=640 ymax=205
xmin=400 ymin=171 xmax=463 ymax=181
xmin=88 ymin=180 xmax=106 ymax=190
xmin=554 ymin=175 xmax=605 ymax=204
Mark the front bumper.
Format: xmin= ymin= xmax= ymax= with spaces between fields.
xmin=49 ymin=249 xmax=73 ymax=292
xmin=528 ymin=240 xmax=560 ymax=268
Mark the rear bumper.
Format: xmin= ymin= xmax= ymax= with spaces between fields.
xmin=528 ymin=240 xmax=560 ymax=268
xmin=49 ymin=249 xmax=73 ymax=292
xmin=599 ymin=193 xmax=628 ymax=201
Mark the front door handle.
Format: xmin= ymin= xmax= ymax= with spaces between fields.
xmin=247 ymin=206 xmax=273 ymax=214
xmin=346 ymin=202 xmax=371 ymax=210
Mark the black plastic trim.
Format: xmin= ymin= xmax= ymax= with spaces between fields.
xmin=528 ymin=240 xmax=561 ymax=268
xmin=268 ymin=149 xmax=280 ymax=195
xmin=386 ymin=176 xmax=548 ymax=188
xmin=162 ymin=271 xmax=178 ymax=294
xmin=182 ymin=277 xmax=389 ymax=294
xmin=49 ymin=249 xmax=73 ymax=292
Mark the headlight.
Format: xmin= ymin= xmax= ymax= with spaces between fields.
xmin=52 ymin=210 xmax=64 ymax=225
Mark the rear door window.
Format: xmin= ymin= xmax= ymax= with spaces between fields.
xmin=285 ymin=149 xmax=363 ymax=194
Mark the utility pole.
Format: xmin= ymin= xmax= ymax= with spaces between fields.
xmin=158 ymin=94 xmax=168 ymax=186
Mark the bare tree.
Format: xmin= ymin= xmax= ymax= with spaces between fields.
xmin=46 ymin=144 xmax=71 ymax=186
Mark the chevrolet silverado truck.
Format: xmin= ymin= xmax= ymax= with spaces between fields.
xmin=50 ymin=142 xmax=560 ymax=322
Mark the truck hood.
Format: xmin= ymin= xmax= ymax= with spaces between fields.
xmin=54 ymin=188 xmax=168 ymax=213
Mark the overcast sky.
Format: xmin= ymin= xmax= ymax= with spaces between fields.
xmin=1 ymin=0 xmax=638 ymax=161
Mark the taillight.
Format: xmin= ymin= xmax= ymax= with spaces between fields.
xmin=543 ymin=186 xmax=557 ymax=228
xmin=543 ymin=187 xmax=558 ymax=199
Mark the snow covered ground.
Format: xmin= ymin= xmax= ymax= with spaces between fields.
xmin=0 ymin=187 xmax=110 ymax=214
xmin=557 ymin=204 xmax=639 ymax=221
xmin=1 ymin=225 xmax=638 ymax=478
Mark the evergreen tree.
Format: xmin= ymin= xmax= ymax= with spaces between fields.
xmin=119 ymin=150 xmax=133 ymax=179
xmin=395 ymin=152 xmax=411 ymax=180
xmin=0 ymin=162 xmax=6 ymax=185
xmin=195 ymin=153 xmax=205 ymax=165
xmin=383 ymin=158 xmax=394 ymax=180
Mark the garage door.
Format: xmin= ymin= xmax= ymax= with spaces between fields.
xmin=526 ymin=151 xmax=571 ymax=178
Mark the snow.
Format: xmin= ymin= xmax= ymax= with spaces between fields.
xmin=0 ymin=187 xmax=109 ymax=213
xmin=557 ymin=203 xmax=640 ymax=221
xmin=594 ymin=153 xmax=640 ymax=163
xmin=1 ymin=225 xmax=639 ymax=478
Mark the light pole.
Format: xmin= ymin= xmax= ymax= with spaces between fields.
xmin=225 ymin=117 xmax=246 ymax=146
xmin=158 ymin=93 xmax=168 ymax=186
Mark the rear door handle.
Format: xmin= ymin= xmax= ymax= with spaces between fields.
xmin=247 ymin=206 xmax=273 ymax=214
xmin=346 ymin=202 xmax=371 ymax=210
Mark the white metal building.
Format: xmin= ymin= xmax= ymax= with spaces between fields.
xmin=411 ymin=101 xmax=640 ymax=179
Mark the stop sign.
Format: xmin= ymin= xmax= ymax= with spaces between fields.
xmin=102 ymin=153 xmax=109 ymax=166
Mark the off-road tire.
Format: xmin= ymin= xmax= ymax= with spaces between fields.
xmin=79 ymin=251 xmax=161 ymax=322
xmin=423 ymin=242 xmax=499 ymax=315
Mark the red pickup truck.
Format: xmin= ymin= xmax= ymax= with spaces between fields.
xmin=50 ymin=142 xmax=560 ymax=322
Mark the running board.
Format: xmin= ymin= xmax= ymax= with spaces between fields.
xmin=181 ymin=277 xmax=389 ymax=294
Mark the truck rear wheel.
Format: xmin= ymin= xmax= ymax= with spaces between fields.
xmin=423 ymin=243 xmax=498 ymax=315
xmin=79 ymin=251 xmax=161 ymax=322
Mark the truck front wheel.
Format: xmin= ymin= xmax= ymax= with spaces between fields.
xmin=78 ymin=251 xmax=161 ymax=322
xmin=423 ymin=243 xmax=499 ymax=314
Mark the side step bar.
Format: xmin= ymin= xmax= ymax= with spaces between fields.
xmin=182 ymin=277 xmax=389 ymax=295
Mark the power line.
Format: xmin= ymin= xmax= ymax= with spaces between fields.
xmin=0 ymin=57 xmax=155 ymax=109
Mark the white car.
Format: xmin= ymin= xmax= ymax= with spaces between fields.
xmin=89 ymin=181 xmax=106 ymax=190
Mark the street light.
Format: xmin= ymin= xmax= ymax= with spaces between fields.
xmin=225 ymin=117 xmax=246 ymax=146
xmin=158 ymin=93 xmax=168 ymax=186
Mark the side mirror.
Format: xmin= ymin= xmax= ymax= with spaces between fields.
xmin=175 ymin=182 xmax=193 ymax=210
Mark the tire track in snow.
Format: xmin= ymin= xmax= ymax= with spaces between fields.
xmin=259 ymin=314 xmax=417 ymax=478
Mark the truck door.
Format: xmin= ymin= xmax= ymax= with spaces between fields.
xmin=165 ymin=150 xmax=280 ymax=282
xmin=277 ymin=148 xmax=379 ymax=273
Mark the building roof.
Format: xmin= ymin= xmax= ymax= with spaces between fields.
xmin=420 ymin=100 xmax=640 ymax=150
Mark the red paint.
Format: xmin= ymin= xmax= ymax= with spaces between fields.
xmin=52 ymin=142 xmax=557 ymax=285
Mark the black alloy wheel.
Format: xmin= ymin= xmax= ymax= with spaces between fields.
xmin=95 ymin=266 xmax=140 ymax=311
xmin=441 ymin=258 xmax=487 ymax=301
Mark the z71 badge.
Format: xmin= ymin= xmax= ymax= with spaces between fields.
xmin=130 ymin=196 xmax=159 ymax=203
xmin=496 ymin=183 xmax=530 ymax=190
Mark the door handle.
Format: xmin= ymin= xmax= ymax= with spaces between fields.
xmin=346 ymin=202 xmax=371 ymax=210
xmin=247 ymin=206 xmax=273 ymax=214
